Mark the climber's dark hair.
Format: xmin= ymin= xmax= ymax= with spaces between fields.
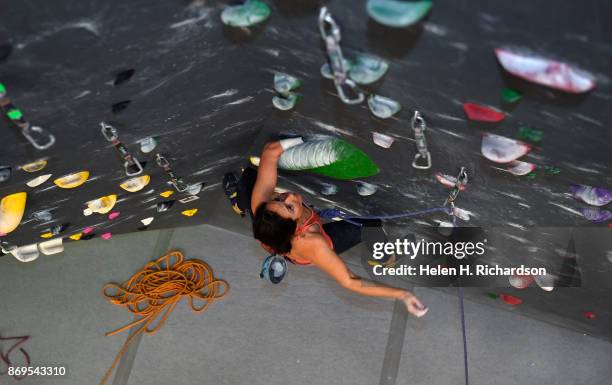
xmin=252 ymin=201 xmax=297 ymax=255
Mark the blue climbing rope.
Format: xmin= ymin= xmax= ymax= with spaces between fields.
xmin=316 ymin=207 xmax=453 ymax=227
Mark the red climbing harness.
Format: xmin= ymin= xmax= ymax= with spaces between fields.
xmin=259 ymin=204 xmax=334 ymax=266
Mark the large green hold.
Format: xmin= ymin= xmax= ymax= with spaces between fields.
xmin=278 ymin=138 xmax=379 ymax=180
xmin=366 ymin=0 xmax=433 ymax=28
xmin=221 ymin=0 xmax=271 ymax=28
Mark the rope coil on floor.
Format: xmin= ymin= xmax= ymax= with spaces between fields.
xmin=100 ymin=250 xmax=229 ymax=385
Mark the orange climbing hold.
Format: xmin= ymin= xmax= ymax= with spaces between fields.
xmin=100 ymin=251 xmax=229 ymax=385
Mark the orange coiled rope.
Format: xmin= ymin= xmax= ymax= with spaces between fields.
xmin=99 ymin=250 xmax=229 ymax=385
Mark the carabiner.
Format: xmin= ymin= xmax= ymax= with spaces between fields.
xmin=336 ymin=78 xmax=365 ymax=105
xmin=155 ymin=153 xmax=170 ymax=168
xmin=318 ymin=7 xmax=341 ymax=43
xmin=100 ymin=122 xmax=118 ymax=141
xmin=101 ymin=122 xmax=143 ymax=176
xmin=21 ymin=125 xmax=56 ymax=150
xmin=411 ymin=111 xmax=431 ymax=169
xmin=319 ymin=7 xmax=365 ymax=105
xmin=444 ymin=167 xmax=468 ymax=206
xmin=0 ymin=88 xmax=55 ymax=150
xmin=412 ymin=152 xmax=432 ymax=170
xmin=124 ymin=157 xmax=143 ymax=177
xmin=155 ymin=153 xmax=188 ymax=192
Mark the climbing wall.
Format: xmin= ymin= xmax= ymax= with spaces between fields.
xmin=1 ymin=1 xmax=610 ymax=337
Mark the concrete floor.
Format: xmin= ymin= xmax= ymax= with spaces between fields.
xmin=1 ymin=225 xmax=611 ymax=385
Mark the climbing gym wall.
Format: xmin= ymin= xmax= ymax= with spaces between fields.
xmin=1 ymin=1 xmax=610 ymax=337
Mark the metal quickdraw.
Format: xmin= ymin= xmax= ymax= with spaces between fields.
xmin=0 ymin=83 xmax=55 ymax=150
xmin=318 ymin=7 xmax=364 ymax=105
xmin=411 ymin=111 xmax=431 ymax=170
xmin=443 ymin=167 xmax=468 ymax=224
xmin=155 ymin=153 xmax=189 ymax=193
xmin=100 ymin=122 xmax=143 ymax=176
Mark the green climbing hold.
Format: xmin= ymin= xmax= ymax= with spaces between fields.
xmin=525 ymin=172 xmax=537 ymax=180
xmin=348 ymin=54 xmax=389 ymax=85
xmin=221 ymin=0 xmax=271 ymax=28
xmin=544 ymin=165 xmax=560 ymax=175
xmin=272 ymin=93 xmax=300 ymax=111
xmin=0 ymin=82 xmax=6 ymax=95
xmin=366 ymin=0 xmax=433 ymax=28
xmin=517 ymin=125 xmax=543 ymax=143
xmin=277 ymin=138 xmax=379 ymax=180
xmin=7 ymin=108 xmax=22 ymax=120
xmin=501 ymin=87 xmax=522 ymax=103
xmin=486 ymin=292 xmax=499 ymax=299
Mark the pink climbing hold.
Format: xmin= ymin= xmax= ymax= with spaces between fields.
xmin=463 ymin=102 xmax=505 ymax=122
xmin=108 ymin=211 xmax=120 ymax=220
xmin=435 ymin=172 xmax=467 ymax=191
xmin=82 ymin=226 xmax=94 ymax=234
xmin=101 ymin=232 xmax=112 ymax=240
xmin=482 ymin=134 xmax=532 ymax=163
xmin=495 ymin=48 xmax=595 ymax=94
xmin=509 ymin=274 xmax=534 ymax=289
xmin=499 ymin=293 xmax=523 ymax=306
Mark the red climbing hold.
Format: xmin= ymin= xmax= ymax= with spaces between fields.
xmin=463 ymin=103 xmax=505 ymax=123
xmin=499 ymin=293 xmax=522 ymax=305
xmin=582 ymin=311 xmax=596 ymax=320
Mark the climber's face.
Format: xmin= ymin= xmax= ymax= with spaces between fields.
xmin=266 ymin=192 xmax=303 ymax=221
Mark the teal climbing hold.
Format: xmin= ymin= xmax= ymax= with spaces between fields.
xmin=366 ymin=0 xmax=433 ymax=28
xmin=221 ymin=0 xmax=271 ymax=28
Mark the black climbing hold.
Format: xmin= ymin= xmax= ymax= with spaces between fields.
xmin=0 ymin=166 xmax=11 ymax=182
xmin=81 ymin=233 xmax=96 ymax=241
xmin=0 ymin=43 xmax=12 ymax=62
xmin=113 ymin=69 xmax=135 ymax=86
xmin=137 ymin=226 xmax=149 ymax=231
xmin=111 ymin=100 xmax=131 ymax=114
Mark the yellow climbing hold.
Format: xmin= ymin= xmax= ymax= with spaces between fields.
xmin=0 ymin=192 xmax=27 ymax=234
xmin=120 ymin=175 xmax=151 ymax=192
xmin=84 ymin=194 xmax=118 ymax=215
xmin=160 ymin=190 xmax=174 ymax=198
xmin=181 ymin=208 xmax=198 ymax=217
xmin=54 ymin=171 xmax=90 ymax=189
xmin=70 ymin=233 xmax=83 ymax=241
xmin=249 ymin=156 xmax=261 ymax=167
xmin=21 ymin=159 xmax=48 ymax=173
xmin=40 ymin=232 xmax=53 ymax=239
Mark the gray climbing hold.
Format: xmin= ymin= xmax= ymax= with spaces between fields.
xmin=349 ymin=55 xmax=389 ymax=85
xmin=272 ymin=93 xmax=300 ymax=111
xmin=274 ymin=73 xmax=301 ymax=96
xmin=368 ymin=94 xmax=401 ymax=119
xmin=357 ymin=181 xmax=378 ymax=196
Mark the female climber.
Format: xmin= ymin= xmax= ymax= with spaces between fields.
xmin=244 ymin=140 xmax=428 ymax=317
